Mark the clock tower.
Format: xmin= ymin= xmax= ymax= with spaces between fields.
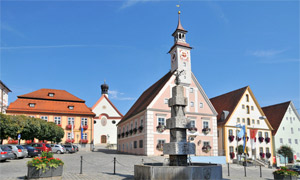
xmin=169 ymin=11 xmax=192 ymax=86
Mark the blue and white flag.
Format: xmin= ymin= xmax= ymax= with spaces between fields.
xmin=81 ymin=125 xmax=83 ymax=139
xmin=236 ymin=124 xmax=245 ymax=138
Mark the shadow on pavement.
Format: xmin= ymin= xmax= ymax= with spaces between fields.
xmin=104 ymin=172 xmax=134 ymax=180
xmin=93 ymin=148 xmax=119 ymax=154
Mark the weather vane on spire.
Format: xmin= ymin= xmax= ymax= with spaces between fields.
xmin=176 ymin=4 xmax=181 ymax=14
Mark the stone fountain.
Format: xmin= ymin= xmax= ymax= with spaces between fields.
xmin=134 ymin=71 xmax=222 ymax=180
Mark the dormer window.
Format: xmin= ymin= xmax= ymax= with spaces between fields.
xmin=68 ymin=106 xmax=74 ymax=110
xmin=29 ymin=103 xmax=35 ymax=107
xmin=48 ymin=93 xmax=54 ymax=97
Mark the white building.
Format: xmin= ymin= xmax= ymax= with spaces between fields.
xmin=91 ymin=82 xmax=123 ymax=147
xmin=0 ymin=80 xmax=12 ymax=114
xmin=210 ymin=86 xmax=273 ymax=165
xmin=262 ymin=101 xmax=300 ymax=166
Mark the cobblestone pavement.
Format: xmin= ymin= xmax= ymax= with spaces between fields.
xmin=0 ymin=147 xmax=287 ymax=180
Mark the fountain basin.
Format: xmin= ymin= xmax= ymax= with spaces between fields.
xmin=134 ymin=163 xmax=222 ymax=180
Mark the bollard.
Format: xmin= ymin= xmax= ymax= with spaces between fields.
xmin=244 ymin=165 xmax=246 ymax=177
xmin=80 ymin=156 xmax=83 ymax=174
xmin=260 ymin=165 xmax=262 ymax=177
xmin=113 ymin=157 xmax=116 ymax=175
xmin=227 ymin=163 xmax=230 ymax=176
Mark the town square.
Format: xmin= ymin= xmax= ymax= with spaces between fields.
xmin=0 ymin=1 xmax=299 ymax=180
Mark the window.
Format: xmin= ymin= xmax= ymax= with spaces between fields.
xmin=247 ymin=118 xmax=250 ymax=125
xmin=280 ymin=138 xmax=283 ymax=143
xmin=203 ymin=121 xmax=209 ymax=129
xmin=246 ymin=94 xmax=249 ymax=102
xmin=190 ymin=88 xmax=193 ymax=93
xmin=112 ymin=120 xmax=116 ymax=124
xmin=242 ymin=118 xmax=245 ymax=123
xmin=237 ymin=118 xmax=240 ymax=123
xmin=298 ymin=128 xmax=300 ymax=132
xmin=293 ymin=117 xmax=295 ymax=120
xmin=203 ymin=141 xmax=210 ymax=146
xmin=164 ymin=98 xmax=168 ymax=104
xmin=242 ymin=105 xmax=245 ymax=109
xmin=259 ymin=147 xmax=263 ymax=153
xmin=295 ymin=139 xmax=298 ymax=144
xmin=266 ymin=147 xmax=270 ymax=153
xmin=158 ymin=117 xmax=165 ymax=126
xmin=291 ymin=128 xmax=294 ymax=134
xmin=67 ymin=133 xmax=72 ymax=139
xmin=246 ymin=106 xmax=250 ymax=114
xmin=40 ymin=116 xmax=48 ymax=122
xmin=257 ymin=120 xmax=260 ymax=125
xmin=283 ymin=127 xmax=285 ymax=131
xmin=68 ymin=106 xmax=74 ymax=110
xmin=183 ymin=62 xmax=186 ymax=67
xmin=29 ymin=115 xmax=35 ymax=118
xmin=289 ymin=108 xmax=291 ymax=114
xmin=265 ymin=132 xmax=269 ymax=138
xmin=134 ymin=141 xmax=137 ymax=148
xmin=140 ymin=119 xmax=144 ymax=127
xmin=190 ymin=102 xmax=194 ymax=107
xmin=81 ymin=118 xmax=88 ymax=126
xmin=251 ymin=106 xmax=254 ymax=110
xmin=82 ymin=133 xmax=87 ymax=140
xmin=199 ymin=103 xmax=204 ymax=108
xmin=29 ymin=103 xmax=35 ymax=107
xmin=158 ymin=139 xmax=165 ymax=145
xmin=48 ymin=93 xmax=54 ymax=97
xmin=68 ymin=117 xmax=75 ymax=125
xmin=139 ymin=140 xmax=143 ymax=148
xmin=236 ymin=130 xmax=240 ymax=136
xmin=135 ymin=120 xmax=137 ymax=128
xmin=190 ymin=120 xmax=195 ymax=127
xmin=131 ymin=122 xmax=133 ymax=130
xmin=229 ymin=146 xmax=234 ymax=153
xmin=286 ymin=117 xmax=288 ymax=120
xmin=54 ymin=117 xmax=61 ymax=125
xmin=229 ymin=129 xmax=233 ymax=136
xmin=258 ymin=131 xmax=262 ymax=137
xmin=252 ymin=119 xmax=255 ymax=124
xmin=290 ymin=118 xmax=293 ymax=124
xmin=288 ymin=138 xmax=292 ymax=144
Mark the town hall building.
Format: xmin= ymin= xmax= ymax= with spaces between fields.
xmin=117 ymin=12 xmax=218 ymax=156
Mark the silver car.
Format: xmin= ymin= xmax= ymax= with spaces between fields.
xmin=0 ymin=145 xmax=14 ymax=162
xmin=50 ymin=144 xmax=65 ymax=154
xmin=5 ymin=145 xmax=28 ymax=159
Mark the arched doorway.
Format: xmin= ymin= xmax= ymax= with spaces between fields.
xmin=101 ymin=135 xmax=107 ymax=144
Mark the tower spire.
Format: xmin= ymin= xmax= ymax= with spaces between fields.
xmin=176 ymin=11 xmax=185 ymax=31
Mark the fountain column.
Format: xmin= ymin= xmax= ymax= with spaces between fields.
xmin=163 ymin=71 xmax=195 ymax=166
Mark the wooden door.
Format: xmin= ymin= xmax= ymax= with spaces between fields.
xmin=101 ymin=135 xmax=107 ymax=143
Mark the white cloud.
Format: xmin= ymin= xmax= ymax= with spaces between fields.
xmin=108 ymin=90 xmax=136 ymax=101
xmin=120 ymin=0 xmax=154 ymax=9
xmin=250 ymin=49 xmax=287 ymax=58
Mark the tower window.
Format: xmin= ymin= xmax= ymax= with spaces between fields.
xmin=179 ymin=33 xmax=182 ymax=39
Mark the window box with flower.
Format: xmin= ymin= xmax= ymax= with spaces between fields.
xmin=121 ymin=132 xmax=125 ymax=138
xmin=202 ymin=127 xmax=210 ymax=134
xmin=133 ymin=128 xmax=137 ymax=134
xmin=265 ymin=137 xmax=270 ymax=144
xmin=266 ymin=152 xmax=271 ymax=159
xmin=27 ymin=152 xmax=64 ymax=179
xmin=230 ymin=152 xmax=235 ymax=159
xmin=117 ymin=134 xmax=121 ymax=139
xmin=236 ymin=137 xmax=242 ymax=142
xmin=228 ymin=135 xmax=235 ymax=142
xmin=79 ymin=139 xmax=88 ymax=144
xmin=202 ymin=145 xmax=211 ymax=153
xmin=129 ymin=129 xmax=133 ymax=135
xmin=65 ymin=139 xmax=74 ymax=144
xmin=258 ymin=137 xmax=264 ymax=143
xmin=138 ymin=126 xmax=143 ymax=132
xmin=8 ymin=139 xmax=18 ymax=144
xmin=81 ymin=125 xmax=88 ymax=130
xmin=125 ymin=131 xmax=129 ymax=137
xmin=260 ymin=152 xmax=265 ymax=159
xmin=156 ymin=143 xmax=164 ymax=151
xmin=156 ymin=125 xmax=166 ymax=133
xmin=188 ymin=127 xmax=197 ymax=133
xmin=66 ymin=124 xmax=75 ymax=130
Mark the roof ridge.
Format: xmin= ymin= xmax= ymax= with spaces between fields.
xmin=262 ymin=101 xmax=291 ymax=109
xmin=210 ymin=86 xmax=248 ymax=100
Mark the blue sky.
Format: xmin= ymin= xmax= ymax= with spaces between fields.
xmin=1 ymin=1 xmax=299 ymax=115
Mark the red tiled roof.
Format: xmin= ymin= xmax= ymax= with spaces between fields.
xmin=7 ymin=89 xmax=94 ymax=116
xmin=262 ymin=101 xmax=290 ymax=136
xmin=210 ymin=86 xmax=248 ymax=125
xmin=18 ymin=89 xmax=85 ymax=102
xmin=118 ymin=71 xmax=173 ymax=125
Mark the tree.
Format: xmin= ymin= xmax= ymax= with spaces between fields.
xmin=20 ymin=116 xmax=42 ymax=142
xmin=277 ymin=145 xmax=293 ymax=166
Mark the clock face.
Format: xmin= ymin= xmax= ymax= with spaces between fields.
xmin=179 ymin=49 xmax=189 ymax=61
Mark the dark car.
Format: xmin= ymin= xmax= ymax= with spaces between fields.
xmin=73 ymin=145 xmax=79 ymax=152
xmin=31 ymin=143 xmax=52 ymax=152
xmin=290 ymin=165 xmax=300 ymax=174
xmin=63 ymin=144 xmax=75 ymax=153
xmin=22 ymin=145 xmax=42 ymax=157
xmin=0 ymin=145 xmax=14 ymax=162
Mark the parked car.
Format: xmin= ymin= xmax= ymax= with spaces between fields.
xmin=73 ymin=145 xmax=79 ymax=152
xmin=5 ymin=145 xmax=28 ymax=159
xmin=22 ymin=145 xmax=42 ymax=157
xmin=62 ymin=144 xmax=75 ymax=153
xmin=290 ymin=165 xmax=300 ymax=174
xmin=0 ymin=145 xmax=14 ymax=162
xmin=50 ymin=144 xmax=65 ymax=154
xmin=31 ymin=143 xmax=51 ymax=152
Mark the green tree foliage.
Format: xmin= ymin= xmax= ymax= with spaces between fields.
xmin=277 ymin=145 xmax=294 ymax=166
xmin=0 ymin=114 xmax=64 ymax=144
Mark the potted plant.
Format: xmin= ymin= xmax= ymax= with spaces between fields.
xmin=258 ymin=137 xmax=264 ymax=143
xmin=260 ymin=152 xmax=265 ymax=159
xmin=156 ymin=143 xmax=164 ymax=151
xmin=117 ymin=134 xmax=121 ymax=139
xmin=133 ymin=128 xmax=137 ymax=134
xmin=79 ymin=139 xmax=88 ymax=144
xmin=125 ymin=131 xmax=129 ymax=137
xmin=228 ymin=135 xmax=235 ymax=142
xmin=188 ymin=127 xmax=197 ymax=133
xmin=65 ymin=139 xmax=74 ymax=144
xmin=156 ymin=125 xmax=166 ymax=133
xmin=129 ymin=129 xmax=133 ymax=135
xmin=81 ymin=125 xmax=88 ymax=130
xmin=236 ymin=137 xmax=242 ymax=141
xmin=273 ymin=167 xmax=298 ymax=180
xmin=266 ymin=152 xmax=271 ymax=159
xmin=138 ymin=126 xmax=143 ymax=132
xmin=27 ymin=151 xmax=64 ymax=179
xmin=202 ymin=127 xmax=210 ymax=134
xmin=202 ymin=145 xmax=211 ymax=153
xmin=121 ymin=132 xmax=125 ymax=138
xmin=265 ymin=137 xmax=270 ymax=144
xmin=230 ymin=152 xmax=235 ymax=159
xmin=66 ymin=124 xmax=74 ymax=130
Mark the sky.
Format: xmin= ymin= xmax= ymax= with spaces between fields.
xmin=0 ymin=0 xmax=299 ymax=115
